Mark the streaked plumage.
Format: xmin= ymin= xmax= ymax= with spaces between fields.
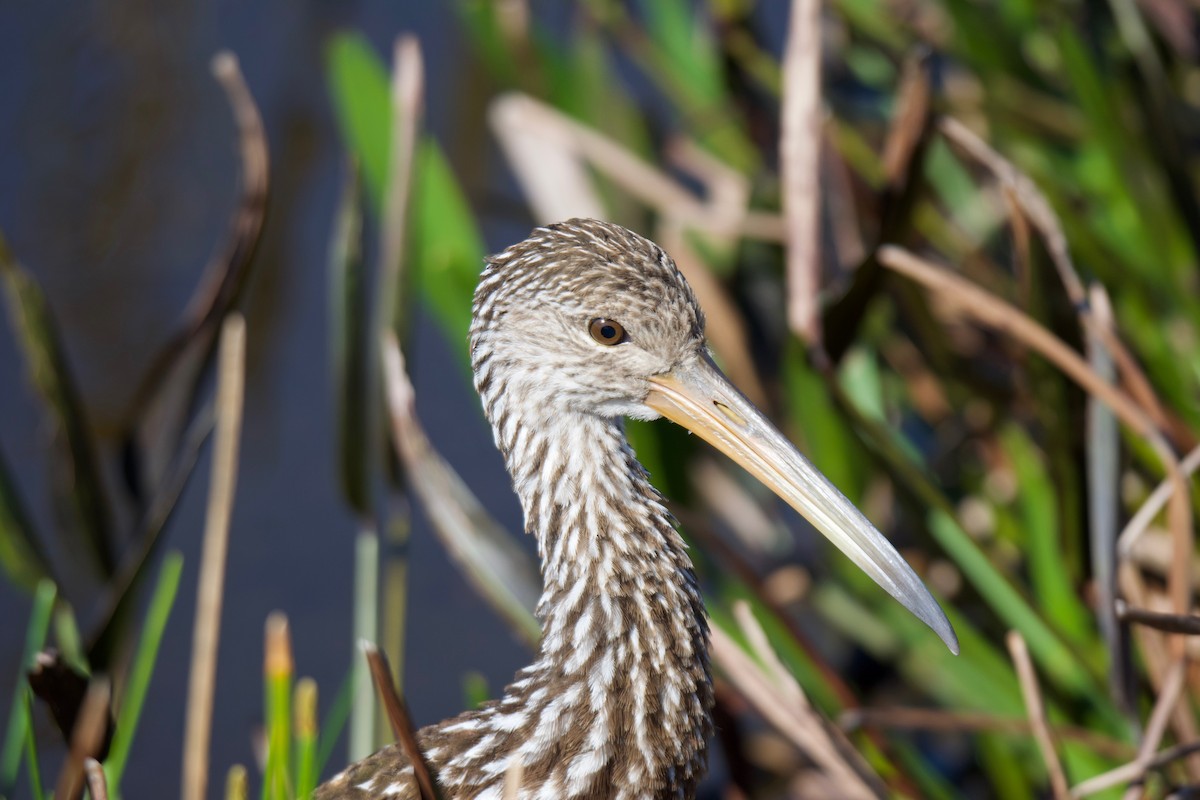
xmin=316 ymin=219 xmax=955 ymax=800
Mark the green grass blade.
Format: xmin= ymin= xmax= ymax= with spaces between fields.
xmin=326 ymin=33 xmax=485 ymax=356
xmin=263 ymin=613 xmax=293 ymax=800
xmin=294 ymin=678 xmax=318 ymax=800
xmin=0 ymin=579 xmax=56 ymax=795
xmin=225 ymin=765 xmax=248 ymax=800
xmin=0 ymin=444 xmax=52 ymax=592
xmin=51 ymin=602 xmax=86 ymax=674
xmin=315 ymin=666 xmax=356 ymax=778
xmin=999 ymin=426 xmax=1093 ymax=645
xmin=926 ymin=509 xmax=1089 ymax=695
xmin=0 ymin=236 xmax=114 ymax=577
xmin=104 ymin=552 xmax=184 ymax=787
xmin=326 ymin=34 xmax=392 ymax=210
xmin=21 ymin=690 xmax=43 ymax=800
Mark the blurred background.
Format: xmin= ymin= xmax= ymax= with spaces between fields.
xmin=2 ymin=1 xmax=1199 ymax=798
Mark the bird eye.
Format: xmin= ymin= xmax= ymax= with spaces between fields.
xmin=589 ymin=318 xmax=626 ymax=346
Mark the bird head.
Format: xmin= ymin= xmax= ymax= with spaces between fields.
xmin=471 ymin=218 xmax=706 ymax=420
xmin=471 ymin=218 xmax=958 ymax=654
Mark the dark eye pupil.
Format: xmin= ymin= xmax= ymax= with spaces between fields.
xmin=589 ymin=318 xmax=625 ymax=345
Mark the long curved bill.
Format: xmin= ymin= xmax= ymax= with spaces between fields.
xmin=647 ymin=353 xmax=959 ymax=655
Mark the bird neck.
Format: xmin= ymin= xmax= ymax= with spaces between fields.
xmin=509 ymin=413 xmax=710 ymax=675
xmin=428 ymin=411 xmax=713 ymax=796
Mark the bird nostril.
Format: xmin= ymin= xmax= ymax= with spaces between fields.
xmin=713 ymin=400 xmax=746 ymax=426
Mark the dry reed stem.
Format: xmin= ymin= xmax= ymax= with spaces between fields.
xmin=691 ymin=458 xmax=783 ymax=553
xmin=1006 ymin=631 xmax=1070 ymax=800
xmin=362 ymin=642 xmax=441 ymax=800
xmin=1073 ymin=739 xmax=1200 ymax=798
xmin=1116 ymin=600 xmax=1200 ymax=635
xmin=183 ymin=53 xmax=270 ymax=328
xmin=1120 ymin=657 xmax=1188 ymax=800
xmin=181 ymin=313 xmax=246 ymax=800
xmin=712 ymin=606 xmax=880 ymax=799
xmin=1118 ymin=443 xmax=1200 ymax=557
xmin=97 ymin=48 xmax=266 ymax=645
xmin=53 ymin=677 xmax=110 ymax=800
xmin=1117 ymin=561 xmax=1200 ymax=767
xmin=780 ymin=0 xmax=823 ymax=345
xmin=939 ymin=117 xmax=1174 ymax=439
xmin=380 ymin=332 xmax=541 ymax=645
xmin=487 ymin=91 xmax=777 ymax=408
xmin=664 ymin=137 xmax=751 ymax=240
xmin=84 ymin=757 xmax=108 ymax=800
xmin=877 ymin=246 xmax=1193 ymax=627
xmin=839 ymin=707 xmax=1134 ymax=761
xmin=488 ymin=93 xmax=785 ymax=241
xmin=823 ymin=126 xmax=867 ymax=269
xmin=378 ymin=35 xmax=423 ymax=327
xmin=882 ymin=54 xmax=933 ymax=191
xmin=655 ymin=222 xmax=769 ymax=409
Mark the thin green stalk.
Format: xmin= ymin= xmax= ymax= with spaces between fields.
xmin=51 ymin=603 xmax=86 ymax=675
xmin=1 ymin=579 xmax=56 ymax=795
xmin=293 ymin=678 xmax=318 ymax=799
xmin=21 ymin=690 xmax=43 ymax=800
xmin=315 ymin=667 xmax=355 ymax=777
xmin=349 ymin=526 xmax=379 ymax=761
xmin=104 ymin=551 xmax=184 ymax=786
xmin=263 ymin=613 xmax=292 ymax=800
xmin=225 ymin=765 xmax=248 ymax=800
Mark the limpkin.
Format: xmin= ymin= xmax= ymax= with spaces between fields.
xmin=316 ymin=218 xmax=957 ymax=800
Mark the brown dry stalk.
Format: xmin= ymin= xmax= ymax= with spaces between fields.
xmin=363 ymin=642 xmax=442 ymax=800
xmin=1116 ymin=600 xmax=1200 ymax=635
xmin=877 ymin=246 xmax=1193 ymax=628
xmin=380 ymin=332 xmax=541 ymax=645
xmin=1120 ymin=658 xmax=1188 ymax=800
xmin=1073 ymin=739 xmax=1200 ymax=798
xmin=882 ymin=54 xmax=933 ymax=190
xmin=53 ymin=678 xmax=111 ymax=800
xmin=712 ymin=606 xmax=881 ymax=799
xmin=655 ymin=223 xmax=769 ymax=409
xmin=1117 ymin=562 xmax=1200 ymax=773
xmin=939 ymin=117 xmax=1175 ymax=440
xmin=489 ymin=93 xmax=785 ymax=241
xmin=181 ymin=314 xmax=246 ymax=800
xmin=378 ymin=35 xmax=423 ymax=329
xmin=780 ymin=0 xmax=823 ymax=345
xmin=84 ymin=758 xmax=108 ymax=800
xmin=1118 ymin=442 xmax=1200 ymax=558
xmin=1006 ymin=631 xmax=1071 ymax=800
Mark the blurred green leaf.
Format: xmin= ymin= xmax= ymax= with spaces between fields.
xmin=0 ymin=445 xmax=51 ymax=592
xmin=104 ymin=552 xmax=183 ymax=789
xmin=326 ymin=33 xmax=484 ymax=351
xmin=329 ymin=166 xmax=372 ymax=516
xmin=997 ymin=426 xmax=1093 ymax=647
xmin=0 ymin=236 xmax=114 ymax=577
xmin=326 ymin=34 xmax=392 ymax=211
xmin=410 ymin=140 xmax=487 ymax=348
xmin=0 ymin=579 xmax=55 ymax=796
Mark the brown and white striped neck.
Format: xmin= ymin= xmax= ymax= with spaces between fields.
xmin=317 ymin=411 xmax=713 ymax=800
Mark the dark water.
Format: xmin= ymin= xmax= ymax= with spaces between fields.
xmin=0 ymin=2 xmax=537 ymax=796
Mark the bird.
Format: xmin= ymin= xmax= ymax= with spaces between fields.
xmin=315 ymin=218 xmax=957 ymax=800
